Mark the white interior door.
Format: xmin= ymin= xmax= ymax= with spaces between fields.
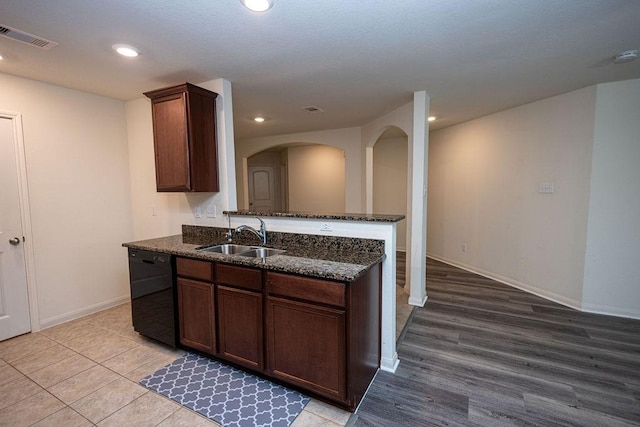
xmin=0 ymin=117 xmax=31 ymax=341
xmin=248 ymin=165 xmax=276 ymax=212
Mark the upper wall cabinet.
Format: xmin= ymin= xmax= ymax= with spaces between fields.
xmin=144 ymin=83 xmax=219 ymax=192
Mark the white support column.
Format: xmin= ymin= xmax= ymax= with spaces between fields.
xmin=409 ymin=91 xmax=429 ymax=307
xmin=219 ymin=79 xmax=237 ymax=211
xmin=241 ymin=157 xmax=249 ymax=210
xmin=378 ymin=222 xmax=400 ymax=372
xmin=365 ymin=146 xmax=374 ymax=214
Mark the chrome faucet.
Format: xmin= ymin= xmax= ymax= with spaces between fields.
xmin=235 ymin=217 xmax=267 ymax=246
xmin=225 ymin=213 xmax=233 ymax=242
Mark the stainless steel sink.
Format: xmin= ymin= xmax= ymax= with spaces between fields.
xmin=197 ymin=244 xmax=285 ymax=258
xmin=238 ymin=247 xmax=286 ymax=258
xmin=197 ymin=244 xmax=254 ymax=254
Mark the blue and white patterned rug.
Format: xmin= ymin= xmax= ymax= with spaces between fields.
xmin=140 ymin=353 xmax=309 ymax=427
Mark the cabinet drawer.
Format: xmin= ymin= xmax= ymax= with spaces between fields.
xmin=217 ymin=264 xmax=262 ymax=291
xmin=266 ymin=272 xmax=345 ymax=307
xmin=176 ymin=257 xmax=213 ymax=282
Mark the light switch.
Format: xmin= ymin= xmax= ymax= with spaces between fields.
xmin=194 ymin=206 xmax=202 ymax=218
xmin=538 ymin=182 xmax=555 ymax=194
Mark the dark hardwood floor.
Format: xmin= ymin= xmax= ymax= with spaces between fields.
xmin=354 ymin=257 xmax=640 ymax=426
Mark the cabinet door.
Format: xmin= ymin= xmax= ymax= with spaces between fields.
xmin=145 ymin=83 xmax=218 ymax=193
xmin=151 ymin=93 xmax=191 ymax=191
xmin=217 ymin=286 xmax=263 ymax=371
xmin=177 ymin=277 xmax=216 ymax=355
xmin=266 ymin=296 xmax=346 ymax=401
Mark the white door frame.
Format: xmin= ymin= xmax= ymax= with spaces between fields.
xmin=1 ymin=110 xmax=40 ymax=333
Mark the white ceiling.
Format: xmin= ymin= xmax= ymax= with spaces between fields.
xmin=1 ymin=0 xmax=639 ymax=139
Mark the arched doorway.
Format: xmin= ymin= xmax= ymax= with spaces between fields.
xmin=372 ymin=126 xmax=412 ymax=338
xmin=245 ymin=143 xmax=346 ymax=213
xmin=373 ymin=127 xmax=408 ymax=251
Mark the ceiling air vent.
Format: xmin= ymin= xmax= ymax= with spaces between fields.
xmin=0 ymin=25 xmax=58 ymax=50
xmin=302 ymin=106 xmax=324 ymax=113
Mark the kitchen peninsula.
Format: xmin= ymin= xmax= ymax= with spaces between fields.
xmin=124 ymin=211 xmax=403 ymax=410
xmin=223 ymin=211 xmax=404 ymax=374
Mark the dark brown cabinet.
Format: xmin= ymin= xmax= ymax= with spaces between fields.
xmin=265 ymin=265 xmax=381 ymax=410
xmin=173 ymin=255 xmax=381 ymax=411
xmin=216 ymin=264 xmax=264 ymax=371
xmin=144 ymin=83 xmax=219 ymax=192
xmin=176 ymin=258 xmax=216 ymax=355
xmin=266 ymin=296 xmax=346 ymax=401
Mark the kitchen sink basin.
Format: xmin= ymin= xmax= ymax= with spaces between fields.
xmin=197 ymin=244 xmax=254 ymax=254
xmin=238 ymin=247 xmax=286 ymax=259
xmin=197 ymin=244 xmax=285 ymax=258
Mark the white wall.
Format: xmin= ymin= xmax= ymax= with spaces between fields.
xmin=0 ymin=72 xmax=134 ymax=327
xmin=235 ymin=127 xmax=362 ymax=212
xmin=373 ymin=136 xmax=407 ymax=250
xmin=428 ymin=86 xmax=597 ymax=308
xmin=125 ymin=79 xmax=236 ymax=240
xmin=583 ymin=79 xmax=640 ymax=318
xmin=287 ymin=145 xmax=346 ymax=213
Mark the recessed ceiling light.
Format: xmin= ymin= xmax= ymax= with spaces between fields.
xmin=0 ymin=54 xmax=3 ymax=60
xmin=112 ymin=44 xmax=139 ymax=57
xmin=251 ymin=116 xmax=270 ymax=123
xmin=240 ymin=0 xmax=274 ymax=12
xmin=254 ymin=117 xmax=265 ymax=123
xmin=427 ymin=116 xmax=437 ymax=122
xmin=613 ymin=49 xmax=638 ymax=64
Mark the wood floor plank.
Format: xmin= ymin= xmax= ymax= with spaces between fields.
xmin=355 ymin=371 xmax=470 ymax=427
xmin=457 ymin=330 xmax=640 ymax=385
xmin=354 ymin=257 xmax=640 ymax=426
xmin=415 ymin=301 xmax=591 ymax=339
xmin=573 ymin=385 xmax=640 ymax=422
xmin=398 ymin=342 xmax=581 ymax=405
xmin=523 ymin=393 xmax=638 ymax=427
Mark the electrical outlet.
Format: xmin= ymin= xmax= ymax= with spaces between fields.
xmin=206 ymin=204 xmax=216 ymax=218
xmin=320 ymin=222 xmax=333 ymax=232
xmin=462 ymin=243 xmax=468 ymax=253
xmin=194 ymin=206 xmax=202 ymax=218
xmin=151 ymin=205 xmax=157 ymax=216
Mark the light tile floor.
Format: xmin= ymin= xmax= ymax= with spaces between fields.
xmin=0 ymin=302 xmax=361 ymax=426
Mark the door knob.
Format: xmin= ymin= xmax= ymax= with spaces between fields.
xmin=9 ymin=237 xmax=20 ymax=245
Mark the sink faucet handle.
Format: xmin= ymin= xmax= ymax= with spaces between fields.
xmin=254 ymin=217 xmax=267 ymax=245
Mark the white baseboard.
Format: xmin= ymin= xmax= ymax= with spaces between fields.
xmin=426 ymin=253 xmax=640 ymax=320
xmin=426 ymin=253 xmax=583 ymax=309
xmin=581 ymin=302 xmax=640 ymax=320
xmin=39 ymin=294 xmax=130 ymax=330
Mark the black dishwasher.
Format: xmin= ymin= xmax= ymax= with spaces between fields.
xmin=128 ymin=248 xmax=176 ymax=347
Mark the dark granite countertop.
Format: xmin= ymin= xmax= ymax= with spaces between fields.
xmin=224 ymin=210 xmax=405 ymax=222
xmin=122 ymin=226 xmax=385 ymax=282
